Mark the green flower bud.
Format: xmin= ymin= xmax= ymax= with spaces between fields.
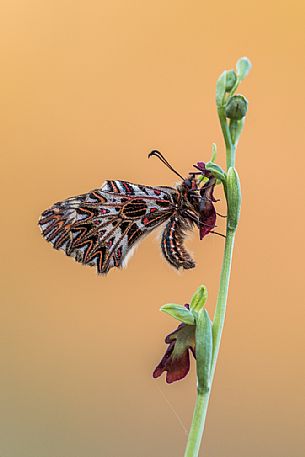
xmin=225 ymin=95 xmax=248 ymax=120
xmin=236 ymin=56 xmax=252 ymax=81
xmin=195 ymin=309 xmax=213 ymax=393
xmin=215 ymin=71 xmax=226 ymax=108
xmin=225 ymin=70 xmax=237 ymax=92
xmin=190 ymin=285 xmax=208 ymax=312
xmin=226 ymin=167 xmax=241 ymax=230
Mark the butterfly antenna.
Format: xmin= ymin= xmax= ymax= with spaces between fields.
xmin=148 ymin=150 xmax=185 ymax=181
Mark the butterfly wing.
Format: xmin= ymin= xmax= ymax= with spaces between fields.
xmin=39 ymin=180 xmax=177 ymax=274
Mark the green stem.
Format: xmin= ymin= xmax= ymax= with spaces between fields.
xmin=184 ymin=228 xmax=236 ymax=457
xmin=211 ymin=228 xmax=236 ymax=373
xmin=217 ymin=106 xmax=236 ymax=169
xmin=184 ymin=109 xmax=238 ymax=456
xmin=183 ymin=391 xmax=210 ymax=457
xmin=218 ymin=107 xmax=231 ymax=157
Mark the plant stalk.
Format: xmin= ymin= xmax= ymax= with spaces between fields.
xmin=184 ymin=227 xmax=236 ymax=457
xmin=183 ymin=390 xmax=210 ymax=457
xmin=184 ymin=108 xmax=238 ymax=456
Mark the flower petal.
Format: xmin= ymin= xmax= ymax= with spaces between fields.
xmin=199 ymin=204 xmax=216 ymax=239
xmin=196 ymin=162 xmax=206 ymax=172
xmin=199 ymin=177 xmax=217 ymax=239
xmin=166 ymin=348 xmax=191 ymax=383
xmin=153 ymin=322 xmax=196 ymax=383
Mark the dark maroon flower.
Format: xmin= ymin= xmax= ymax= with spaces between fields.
xmin=196 ymin=161 xmax=206 ymax=173
xmin=153 ymin=306 xmax=196 ymax=383
xmin=199 ymin=177 xmax=217 ymax=240
xmin=194 ymin=162 xmax=217 ymax=240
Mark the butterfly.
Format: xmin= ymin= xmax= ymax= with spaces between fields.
xmin=38 ymin=151 xmax=218 ymax=275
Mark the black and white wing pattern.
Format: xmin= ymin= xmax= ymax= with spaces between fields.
xmin=39 ymin=180 xmax=178 ymax=274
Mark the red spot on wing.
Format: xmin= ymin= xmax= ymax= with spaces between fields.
xmin=150 ymin=208 xmax=157 ymax=213
xmin=143 ymin=217 xmax=150 ymax=225
xmin=154 ymin=189 xmax=161 ymax=196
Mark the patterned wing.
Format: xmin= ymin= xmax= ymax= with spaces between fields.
xmin=39 ymin=180 xmax=177 ymax=274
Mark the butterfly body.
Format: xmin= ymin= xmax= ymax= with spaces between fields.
xmin=39 ymin=161 xmax=217 ymax=275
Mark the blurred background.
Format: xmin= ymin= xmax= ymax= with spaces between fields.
xmin=1 ymin=1 xmax=304 ymax=456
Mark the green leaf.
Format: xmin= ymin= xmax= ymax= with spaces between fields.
xmin=216 ymin=71 xmax=226 ymax=108
xmin=236 ymin=57 xmax=252 ymax=81
xmin=161 ymin=304 xmax=195 ymax=325
xmin=205 ymin=161 xmax=226 ymax=182
xmin=195 ymin=309 xmax=213 ymax=393
xmin=190 ymin=285 xmax=208 ymax=312
xmin=226 ymin=167 xmax=241 ymax=230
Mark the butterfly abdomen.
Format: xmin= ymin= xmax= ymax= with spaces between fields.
xmin=161 ymin=217 xmax=195 ymax=270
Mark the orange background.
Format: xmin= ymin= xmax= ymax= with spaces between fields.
xmin=1 ymin=1 xmax=304 ymax=456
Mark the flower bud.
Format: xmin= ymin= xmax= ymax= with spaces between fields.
xmin=215 ymin=71 xmax=226 ymax=108
xmin=225 ymin=70 xmax=237 ymax=92
xmin=195 ymin=309 xmax=213 ymax=393
xmin=225 ymin=95 xmax=248 ymax=120
xmin=226 ymin=167 xmax=241 ymax=230
xmin=236 ymin=56 xmax=252 ymax=81
xmin=190 ymin=285 xmax=208 ymax=312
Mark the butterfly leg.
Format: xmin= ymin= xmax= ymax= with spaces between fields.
xmin=181 ymin=210 xmax=198 ymax=224
xmin=210 ymin=230 xmax=226 ymax=239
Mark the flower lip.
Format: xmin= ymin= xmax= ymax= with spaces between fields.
xmin=199 ymin=177 xmax=217 ymax=239
xmin=153 ymin=305 xmax=196 ymax=384
xmin=191 ymin=162 xmax=217 ymax=240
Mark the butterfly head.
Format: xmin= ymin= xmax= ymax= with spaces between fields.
xmin=148 ymin=151 xmax=218 ymax=240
